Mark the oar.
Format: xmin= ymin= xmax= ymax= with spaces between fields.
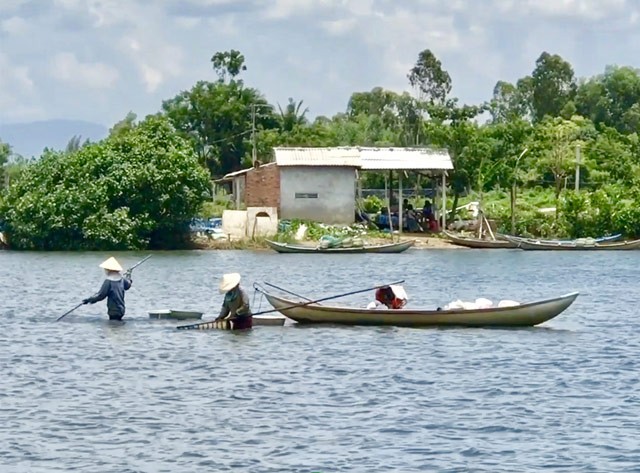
xmin=56 ymin=254 xmax=153 ymax=322
xmin=124 ymin=254 xmax=153 ymax=275
xmin=177 ymin=280 xmax=405 ymax=331
xmin=56 ymin=302 xmax=84 ymax=322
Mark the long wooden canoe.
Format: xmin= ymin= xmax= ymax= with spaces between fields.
xmin=505 ymin=233 xmax=622 ymax=247
xmin=443 ymin=231 xmax=518 ymax=249
xmin=505 ymin=236 xmax=640 ymax=251
xmin=261 ymin=291 xmax=579 ymax=328
xmin=265 ymin=239 xmax=415 ymax=254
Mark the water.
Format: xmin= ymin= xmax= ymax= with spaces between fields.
xmin=1 ymin=249 xmax=640 ymax=472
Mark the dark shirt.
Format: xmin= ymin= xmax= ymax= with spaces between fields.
xmin=86 ymin=277 xmax=132 ymax=317
xmin=218 ymin=287 xmax=251 ymax=319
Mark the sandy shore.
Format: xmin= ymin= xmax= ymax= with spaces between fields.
xmin=191 ymin=234 xmax=464 ymax=250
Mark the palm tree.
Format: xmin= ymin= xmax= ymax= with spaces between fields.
xmin=277 ymin=98 xmax=309 ymax=132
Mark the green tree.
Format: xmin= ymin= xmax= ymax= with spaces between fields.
xmin=163 ymin=79 xmax=276 ymax=176
xmin=0 ymin=140 xmax=11 ymax=190
xmin=407 ymin=49 xmax=452 ymax=105
xmin=163 ymin=51 xmax=278 ymax=176
xmin=277 ymin=98 xmax=309 ymax=132
xmin=0 ymin=115 xmax=210 ymax=250
xmin=489 ymin=80 xmax=530 ymax=123
xmin=109 ymin=111 xmax=138 ymax=137
xmin=530 ymin=52 xmax=577 ymax=122
xmin=65 ymin=135 xmax=90 ymax=153
xmin=211 ymin=50 xmax=247 ymax=82
xmin=575 ymin=66 xmax=640 ymax=133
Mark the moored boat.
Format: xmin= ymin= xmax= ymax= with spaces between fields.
xmin=505 ymin=235 xmax=640 ymax=251
xmin=258 ymin=290 xmax=579 ymax=328
xmin=443 ymin=231 xmax=518 ymax=249
xmin=265 ymin=239 xmax=415 ymax=254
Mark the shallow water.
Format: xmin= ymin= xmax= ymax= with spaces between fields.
xmin=1 ymin=248 xmax=640 ymax=472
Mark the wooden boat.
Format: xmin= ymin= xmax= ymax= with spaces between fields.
xmin=265 ymin=239 xmax=415 ymax=254
xmin=505 ymin=236 xmax=640 ymax=251
xmin=149 ymin=310 xmax=285 ymax=325
xmin=177 ymin=315 xmax=287 ymax=330
xmin=443 ymin=231 xmax=518 ymax=249
xmin=260 ymin=291 xmax=579 ymax=328
xmin=149 ymin=309 xmax=203 ymax=320
xmin=505 ymin=233 xmax=622 ymax=246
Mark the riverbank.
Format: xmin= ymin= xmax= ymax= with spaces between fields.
xmin=190 ymin=234 xmax=463 ymax=250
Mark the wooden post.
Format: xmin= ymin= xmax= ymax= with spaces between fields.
xmin=575 ymin=144 xmax=581 ymax=192
xmin=398 ymin=172 xmax=403 ymax=234
xmin=511 ymin=183 xmax=516 ymax=235
xmin=441 ymin=172 xmax=446 ymax=231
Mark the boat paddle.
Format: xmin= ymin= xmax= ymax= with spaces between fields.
xmin=176 ymin=280 xmax=405 ymax=330
xmin=56 ymin=254 xmax=153 ymax=322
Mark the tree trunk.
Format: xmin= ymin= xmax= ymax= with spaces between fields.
xmin=450 ymin=191 xmax=460 ymax=228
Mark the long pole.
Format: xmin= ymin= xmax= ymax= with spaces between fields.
xmin=511 ymin=148 xmax=529 ymax=235
xmin=251 ymin=104 xmax=257 ymax=165
xmin=177 ymin=280 xmax=406 ymax=330
xmin=56 ymin=255 xmax=152 ymax=322
xmin=575 ymin=144 xmax=581 ymax=192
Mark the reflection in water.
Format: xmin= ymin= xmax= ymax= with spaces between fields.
xmin=1 ymin=249 xmax=639 ymax=472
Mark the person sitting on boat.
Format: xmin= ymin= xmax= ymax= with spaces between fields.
xmin=215 ymin=273 xmax=252 ymax=330
xmin=367 ymin=285 xmax=408 ymax=310
xmin=82 ymin=257 xmax=132 ymax=321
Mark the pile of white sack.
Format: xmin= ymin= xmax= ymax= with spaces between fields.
xmin=443 ymin=298 xmax=520 ymax=310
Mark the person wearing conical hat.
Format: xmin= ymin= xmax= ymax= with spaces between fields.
xmin=82 ymin=257 xmax=133 ymax=321
xmin=214 ymin=273 xmax=252 ymax=330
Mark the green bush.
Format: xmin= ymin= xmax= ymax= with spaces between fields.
xmin=361 ymin=195 xmax=383 ymax=214
xmin=0 ymin=115 xmax=210 ymax=250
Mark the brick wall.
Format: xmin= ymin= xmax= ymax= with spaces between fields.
xmin=245 ymin=163 xmax=280 ymax=210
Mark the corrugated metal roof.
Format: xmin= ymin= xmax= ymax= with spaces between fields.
xmin=274 ymin=147 xmax=361 ymax=167
xmin=273 ymin=146 xmax=452 ymax=171
xmin=358 ymin=147 xmax=453 ymax=170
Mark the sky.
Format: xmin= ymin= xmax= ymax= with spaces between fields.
xmin=1 ymin=0 xmax=639 ymax=128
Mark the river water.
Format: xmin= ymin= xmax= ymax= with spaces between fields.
xmin=1 ymin=248 xmax=639 ymax=472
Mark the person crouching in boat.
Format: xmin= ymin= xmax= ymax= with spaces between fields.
xmin=367 ymin=285 xmax=408 ymax=309
xmin=82 ymin=257 xmax=132 ymax=321
xmin=215 ymin=273 xmax=252 ymax=330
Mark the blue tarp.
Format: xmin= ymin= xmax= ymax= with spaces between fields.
xmin=190 ymin=218 xmax=222 ymax=233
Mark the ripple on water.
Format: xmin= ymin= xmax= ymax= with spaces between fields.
xmin=2 ymin=250 xmax=640 ymax=472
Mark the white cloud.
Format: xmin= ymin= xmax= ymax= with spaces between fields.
xmin=1 ymin=16 xmax=28 ymax=35
xmin=119 ymin=35 xmax=185 ymax=93
xmin=51 ymin=52 xmax=119 ymax=89
xmin=0 ymin=53 xmax=43 ymax=121
xmin=1 ymin=0 xmax=639 ymax=127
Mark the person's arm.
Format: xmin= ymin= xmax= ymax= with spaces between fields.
xmin=123 ymin=276 xmax=132 ymax=291
xmin=216 ymin=300 xmax=230 ymax=320
xmin=83 ymin=280 xmax=110 ymax=304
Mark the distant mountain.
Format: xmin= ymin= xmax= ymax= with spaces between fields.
xmin=0 ymin=119 xmax=109 ymax=159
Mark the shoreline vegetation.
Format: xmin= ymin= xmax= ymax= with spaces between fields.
xmin=189 ymin=234 xmax=462 ymax=251
xmin=3 ymin=48 xmax=640 ymax=251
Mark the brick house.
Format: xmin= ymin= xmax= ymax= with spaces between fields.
xmin=219 ymin=148 xmax=360 ymax=224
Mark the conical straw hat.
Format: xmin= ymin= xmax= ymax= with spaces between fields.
xmin=99 ymin=257 xmax=123 ymax=272
xmin=219 ymin=273 xmax=241 ymax=293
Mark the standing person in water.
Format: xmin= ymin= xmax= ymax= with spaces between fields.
xmin=215 ymin=273 xmax=252 ymax=330
xmin=83 ymin=257 xmax=132 ymax=321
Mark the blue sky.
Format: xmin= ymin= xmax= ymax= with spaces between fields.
xmin=1 ymin=0 xmax=639 ymax=127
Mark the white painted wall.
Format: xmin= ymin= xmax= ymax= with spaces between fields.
xmin=279 ymin=167 xmax=356 ymax=224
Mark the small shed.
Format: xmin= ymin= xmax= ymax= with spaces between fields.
xmin=358 ymin=147 xmax=454 ymax=231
